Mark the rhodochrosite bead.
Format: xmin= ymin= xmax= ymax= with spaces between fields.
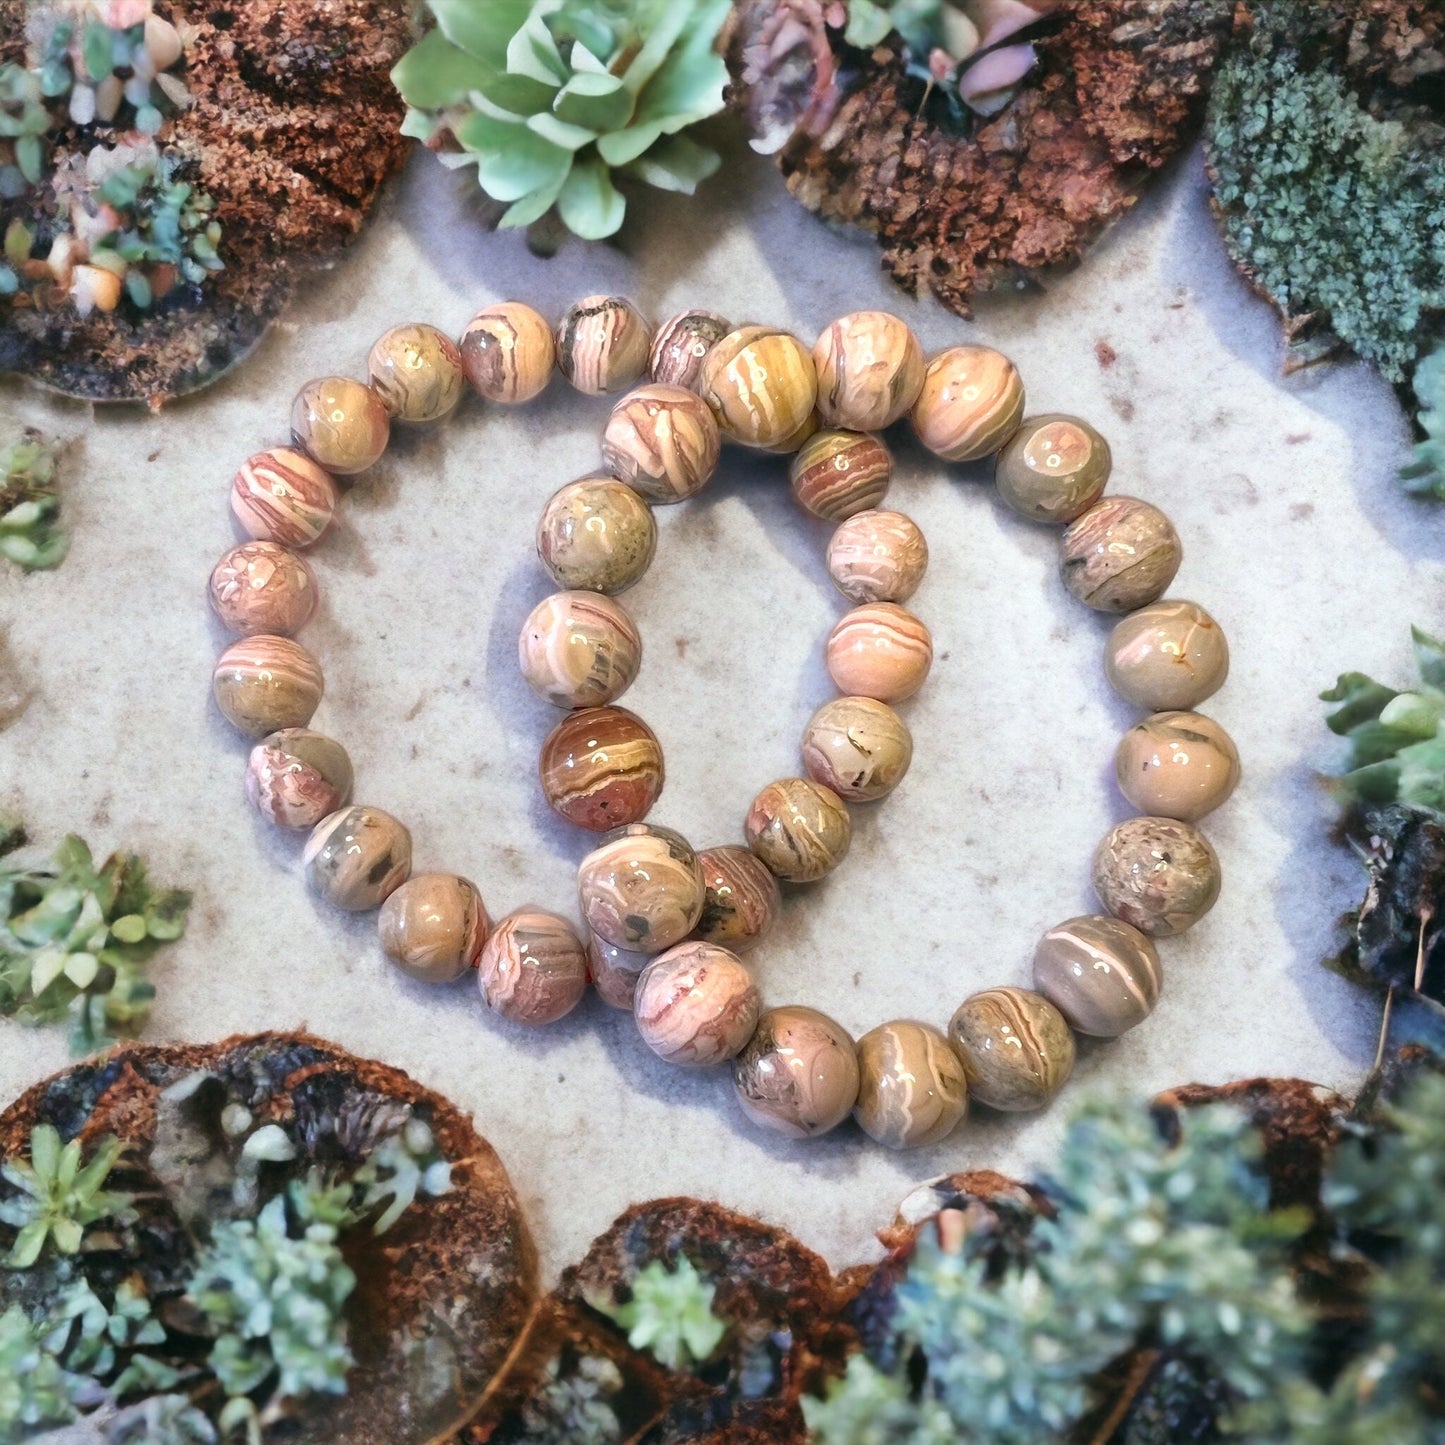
xmin=802 ymin=696 xmax=913 ymax=801
xmin=699 ymin=326 xmax=817 ymax=450
xmin=1032 ymin=914 xmax=1163 ymax=1036
xmin=649 ymin=309 xmax=730 ymax=391
xmin=633 ymin=941 xmax=760 ymax=1065
xmin=213 ymin=635 xmax=323 ymax=737
xmin=290 ymin=377 xmax=390 ymax=475
xmin=209 ymin=541 xmax=318 ymax=637
xmin=692 ymin=845 xmax=780 ymax=954
xmin=539 ymin=706 xmax=664 ymax=831
xmin=995 ymin=414 xmax=1111 ymax=523
xmin=536 ymin=477 xmax=657 ymax=594
xmin=588 ymin=933 xmax=652 ymax=1009
xmin=948 ymin=986 xmax=1076 ymax=1111
xmin=230 ymin=448 xmax=338 ymax=549
xmin=825 ymin=602 xmax=933 ymax=702
xmin=854 ymin=1021 xmax=968 ymax=1149
xmin=245 ymin=728 xmax=353 ymax=829
xmin=1092 ymin=816 xmax=1221 ymax=937
xmin=789 ymin=430 xmax=891 ymax=520
xmin=460 ymin=301 xmax=556 ymax=403
xmin=367 ymin=322 xmax=465 ymax=424
xmin=556 ymin=295 xmax=652 ymax=396
xmin=518 ymin=591 xmax=642 ymax=709
xmin=813 ymin=310 xmax=925 ymax=431
xmin=745 ymin=777 xmax=852 ymax=883
xmin=478 ymin=908 xmax=589 ymax=1024
xmin=379 ymin=873 xmax=489 ymax=983
xmin=303 ymin=806 xmax=412 ymax=911
xmin=1115 ymin=711 xmax=1240 ymax=821
xmin=911 ymin=346 xmax=1024 ymax=461
xmin=601 ymin=384 xmax=721 ymax=503
xmin=1061 ymin=497 xmax=1182 ymax=612
xmin=1104 ymin=600 xmax=1229 ymax=711
xmin=826 ymin=509 xmax=928 ymax=605
xmin=732 ymin=1005 xmax=860 ymax=1137
xmin=578 ymin=823 xmax=705 ymax=952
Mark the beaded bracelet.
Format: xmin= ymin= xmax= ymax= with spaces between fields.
xmin=208 ymin=297 xmax=1239 ymax=1150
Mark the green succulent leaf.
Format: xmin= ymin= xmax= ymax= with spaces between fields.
xmin=390 ymin=28 xmax=494 ymax=111
xmin=456 ymin=112 xmax=572 ymax=203
xmin=498 ymin=165 xmax=571 ymax=229
xmin=1401 ymin=344 xmax=1445 ymax=497
xmin=528 ymin=111 xmax=598 ymax=151
xmin=553 ymin=71 xmax=634 ymax=133
xmin=623 ymin=133 xmax=720 ymax=194
xmin=507 ymin=11 xmax=570 ymax=86
xmin=557 ymin=155 xmax=626 ymax=240
xmin=428 ymin=0 xmax=531 ymax=65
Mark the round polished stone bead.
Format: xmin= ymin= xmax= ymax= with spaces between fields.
xmin=578 ymin=823 xmax=705 ymax=952
xmin=478 ymin=908 xmax=589 ymax=1025
xmin=379 ymin=873 xmax=489 ymax=983
xmin=290 ymin=377 xmax=390 ymax=475
xmin=745 ymin=777 xmax=852 ymax=883
xmin=587 ymin=932 xmax=652 ymax=1010
xmin=698 ymin=326 xmax=818 ymax=450
xmin=649 ymin=309 xmax=731 ymax=392
xmin=367 ymin=322 xmax=465 ymax=424
xmin=802 ymin=695 xmax=913 ymax=802
xmin=994 ymin=413 xmax=1111 ymax=523
xmin=1105 ymin=599 xmax=1229 ymax=711
xmin=460 ymin=301 xmax=556 ymax=403
xmin=209 ymin=541 xmax=318 ymax=637
xmin=910 ymin=346 xmax=1024 ymax=461
xmin=825 ymin=602 xmax=933 ymax=703
xmin=1061 ymin=496 xmax=1182 ymax=612
xmin=229 ymin=447 xmax=339 ymax=549
xmin=1032 ymin=914 xmax=1163 ymax=1036
xmin=536 ymin=476 xmax=657 ymax=595
xmin=601 ymin=383 xmax=721 ymax=503
xmin=854 ymin=1020 xmax=968 ymax=1150
xmin=1115 ymin=710 xmax=1240 ymax=821
xmin=692 ymin=844 xmax=781 ymax=954
xmin=539 ymin=706 xmax=664 ymax=831
xmin=518 ymin=591 xmax=642 ymax=709
xmin=764 ymin=409 xmax=821 ymax=456
xmin=634 ymin=941 xmax=760 ymax=1066
xmin=826 ymin=510 xmax=929 ymax=605
xmin=813 ymin=310 xmax=925 ymax=431
xmin=789 ymin=430 xmax=892 ymax=521
xmin=245 ymin=727 xmax=353 ymax=829
xmin=733 ymin=1005 xmax=861 ymax=1137
xmin=213 ymin=635 xmax=323 ymax=737
xmin=1093 ymin=815 xmax=1221 ymax=937
xmin=303 ymin=806 xmax=411 ymax=911
xmin=947 ymin=986 xmax=1076 ymax=1112
xmin=556 ymin=295 xmax=652 ymax=396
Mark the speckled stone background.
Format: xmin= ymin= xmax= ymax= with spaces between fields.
xmin=0 ymin=137 xmax=1434 ymax=1280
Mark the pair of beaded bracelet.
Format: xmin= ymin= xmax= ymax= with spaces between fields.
xmin=208 ymin=295 xmax=1239 ymax=1150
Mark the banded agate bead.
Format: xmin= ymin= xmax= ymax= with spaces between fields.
xmin=693 ymin=844 xmax=780 ymax=954
xmin=745 ymin=777 xmax=852 ymax=883
xmin=245 ymin=728 xmax=352 ymax=829
xmin=539 ymin=706 xmax=664 ymax=831
xmin=601 ymin=384 xmax=721 ymax=504
xmin=518 ymin=591 xmax=642 ymax=709
xmin=812 ymin=311 xmax=925 ymax=431
xmin=230 ymin=448 xmax=338 ymax=549
xmin=213 ymin=635 xmax=323 ymax=737
xmin=649 ymin=309 xmax=731 ymax=392
xmin=947 ymin=986 xmax=1075 ymax=1112
xmin=210 ymin=541 xmax=318 ymax=637
xmin=732 ymin=1006 xmax=860 ymax=1137
xmin=537 ymin=477 xmax=657 ymax=594
xmin=802 ymin=695 xmax=913 ymax=802
xmin=699 ymin=326 xmax=817 ymax=450
xmin=290 ymin=377 xmax=390 ymax=475
xmin=1115 ymin=711 xmax=1240 ymax=821
xmin=789 ymin=430 xmax=891 ymax=521
xmin=380 ymin=873 xmax=489 ymax=983
xmin=367 ymin=322 xmax=465 ymax=424
xmin=854 ymin=1020 xmax=968 ymax=1150
xmin=910 ymin=346 xmax=1024 ymax=461
xmin=1061 ymin=497 xmax=1181 ymax=612
xmin=578 ymin=823 xmax=705 ymax=952
xmin=825 ymin=602 xmax=933 ymax=703
xmin=1032 ymin=914 xmax=1162 ymax=1036
xmin=478 ymin=908 xmax=589 ymax=1024
xmin=995 ymin=414 xmax=1111 ymax=523
xmin=303 ymin=806 xmax=411 ymax=911
xmin=1093 ymin=816 xmax=1220 ymax=937
xmin=460 ymin=301 xmax=556 ymax=403
xmin=1104 ymin=600 xmax=1229 ymax=711
xmin=588 ymin=933 xmax=652 ymax=1009
xmin=634 ymin=941 xmax=760 ymax=1066
xmin=826 ymin=510 xmax=928 ymax=605
xmin=556 ymin=295 xmax=652 ymax=396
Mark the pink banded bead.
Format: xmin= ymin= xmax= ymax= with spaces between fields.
xmin=229 ymin=448 xmax=339 ymax=549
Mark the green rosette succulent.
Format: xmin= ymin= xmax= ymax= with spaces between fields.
xmin=392 ymin=0 xmax=730 ymax=242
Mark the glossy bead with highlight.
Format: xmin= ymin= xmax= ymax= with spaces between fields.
xmin=910 ymin=346 xmax=1024 ymax=461
xmin=230 ymin=448 xmax=338 ymax=549
xmin=290 ymin=376 xmax=390 ymax=475
xmin=460 ymin=301 xmax=556 ymax=403
xmin=699 ymin=325 xmax=818 ymax=449
xmin=213 ymin=635 xmax=323 ymax=737
xmin=1061 ymin=496 xmax=1182 ymax=612
xmin=826 ymin=509 xmax=928 ymax=605
xmin=1115 ymin=710 xmax=1240 ymax=821
xmin=367 ymin=322 xmax=465 ymax=424
xmin=745 ymin=777 xmax=852 ymax=883
xmin=209 ymin=541 xmax=318 ymax=637
xmin=693 ymin=844 xmax=781 ymax=954
xmin=556 ymin=295 xmax=652 ymax=396
xmin=1032 ymin=914 xmax=1163 ymax=1036
xmin=578 ymin=823 xmax=705 ymax=952
xmin=379 ymin=873 xmax=489 ymax=983
xmin=1093 ymin=815 xmax=1221 ymax=937
xmin=948 ymin=986 xmax=1076 ymax=1111
xmin=539 ymin=706 xmax=664 ymax=831
xmin=245 ymin=728 xmax=352 ymax=829
xmin=588 ymin=933 xmax=652 ymax=1010
xmin=601 ymin=383 xmax=721 ymax=503
xmin=518 ymin=590 xmax=642 ymax=709
xmin=303 ymin=806 xmax=411 ymax=911
xmin=802 ymin=695 xmax=913 ymax=802
xmin=733 ymin=1005 xmax=860 ymax=1137
xmin=1105 ymin=599 xmax=1229 ymax=711
xmin=813 ymin=310 xmax=925 ymax=431
xmin=854 ymin=1021 xmax=968 ymax=1150
xmin=649 ymin=309 xmax=731 ymax=392
xmin=536 ymin=477 xmax=657 ymax=594
xmin=825 ymin=602 xmax=933 ymax=703
xmin=634 ymin=941 xmax=760 ymax=1066
xmin=995 ymin=413 xmax=1111 ymax=523
xmin=478 ymin=908 xmax=589 ymax=1024
xmin=789 ymin=429 xmax=891 ymax=520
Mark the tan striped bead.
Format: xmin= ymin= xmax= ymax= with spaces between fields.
xmin=578 ymin=823 xmax=705 ymax=952
xmin=556 ymin=294 xmax=652 ymax=396
xmin=733 ymin=1005 xmax=860 ymax=1137
xmin=536 ymin=477 xmax=657 ymax=594
xmin=518 ymin=590 xmax=642 ymax=709
xmin=460 ymin=301 xmax=556 ymax=403
xmin=825 ymin=602 xmax=933 ymax=702
xmin=290 ymin=377 xmax=390 ymax=475
xmin=802 ymin=695 xmax=913 ymax=801
xmin=1092 ymin=816 xmax=1220 ymax=937
xmin=367 ymin=322 xmax=465 ymax=424
xmin=745 ymin=777 xmax=852 ymax=883
xmin=854 ymin=1021 xmax=968 ymax=1149
xmin=478 ymin=908 xmax=589 ymax=1025
xmin=948 ymin=986 xmax=1076 ymax=1112
xmin=1115 ymin=710 xmax=1240 ymax=821
xmin=1032 ymin=914 xmax=1163 ymax=1036
xmin=789 ymin=429 xmax=892 ymax=521
xmin=812 ymin=311 xmax=925 ymax=431
xmin=826 ymin=510 xmax=929 ymax=605
xmin=601 ymin=383 xmax=721 ymax=503
xmin=539 ymin=706 xmax=664 ymax=831
xmin=699 ymin=325 xmax=817 ymax=449
xmin=379 ymin=873 xmax=489 ymax=983
xmin=245 ymin=727 xmax=352 ymax=829
xmin=1061 ymin=496 xmax=1182 ymax=612
xmin=229 ymin=448 xmax=338 ymax=549
xmin=649 ymin=309 xmax=731 ymax=391
xmin=303 ymin=805 xmax=412 ymax=911
xmin=213 ymin=634 xmax=323 ymax=737
xmin=995 ymin=413 xmax=1111 ymax=523
xmin=910 ymin=346 xmax=1024 ymax=461
xmin=1104 ymin=599 xmax=1229 ymax=711
xmin=209 ymin=541 xmax=318 ymax=637
xmin=692 ymin=844 xmax=781 ymax=954
xmin=634 ymin=941 xmax=760 ymax=1066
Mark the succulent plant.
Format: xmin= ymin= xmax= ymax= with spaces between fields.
xmin=392 ymin=0 xmax=731 ymax=243
xmin=0 ymin=1124 xmax=132 ymax=1267
xmin=0 ymin=1300 xmax=87 ymax=1438
xmin=1402 ymin=343 xmax=1445 ymax=499
xmin=0 ymin=430 xmax=66 ymax=571
xmin=588 ymin=1253 xmax=727 ymax=1371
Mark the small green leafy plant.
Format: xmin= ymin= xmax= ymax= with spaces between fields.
xmin=392 ymin=0 xmax=731 ymax=243
xmin=0 ymin=1124 xmax=132 ymax=1266
xmin=1402 ymin=343 xmax=1445 ymax=500
xmin=0 ymin=431 xmax=65 ymax=571
xmin=588 ymin=1253 xmax=727 ymax=1371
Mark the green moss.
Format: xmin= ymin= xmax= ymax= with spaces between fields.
xmin=587 ymin=1254 xmax=727 ymax=1372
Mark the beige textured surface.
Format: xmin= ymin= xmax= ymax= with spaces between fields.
xmin=0 ymin=140 xmax=1425 ymax=1278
